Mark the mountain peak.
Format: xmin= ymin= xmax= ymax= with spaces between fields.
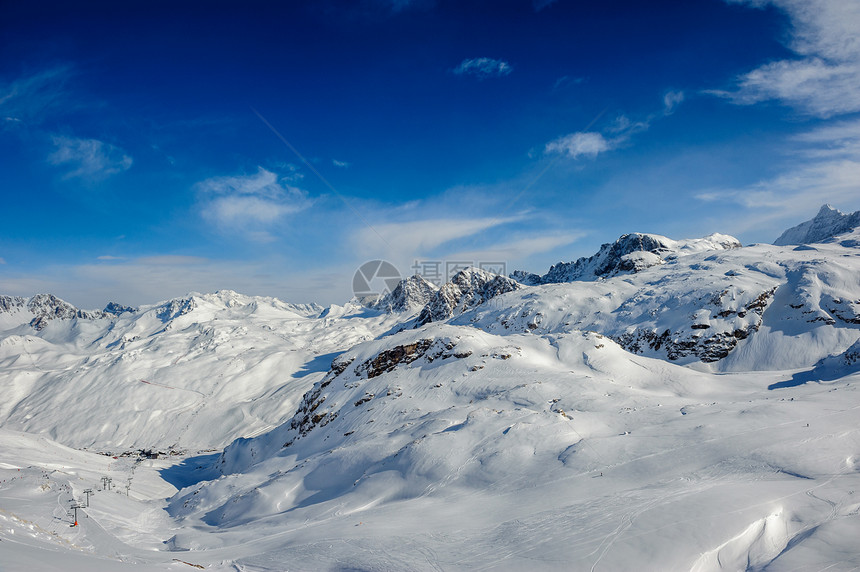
xmin=415 ymin=267 xmax=523 ymax=326
xmin=774 ymin=204 xmax=860 ymax=246
xmin=512 ymin=231 xmax=741 ymax=285
xmin=371 ymin=274 xmax=439 ymax=313
xmin=26 ymin=293 xmax=108 ymax=330
xmin=818 ymin=204 xmax=838 ymax=216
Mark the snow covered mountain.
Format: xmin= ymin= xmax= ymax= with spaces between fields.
xmin=774 ymin=204 xmax=860 ymax=246
xmin=0 ymin=290 xmax=400 ymax=451
xmin=0 ymin=293 xmax=110 ymax=331
xmin=511 ymin=231 xmax=741 ymax=285
xmin=368 ymin=274 xmax=439 ymax=313
xmin=473 ymin=232 xmax=860 ymax=369
xmin=415 ymin=266 xmax=523 ymax=326
xmin=2 ymin=206 xmax=860 ymax=570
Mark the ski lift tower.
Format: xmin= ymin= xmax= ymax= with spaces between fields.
xmin=69 ymin=502 xmax=84 ymax=527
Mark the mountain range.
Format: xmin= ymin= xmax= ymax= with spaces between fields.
xmin=1 ymin=205 xmax=859 ymax=571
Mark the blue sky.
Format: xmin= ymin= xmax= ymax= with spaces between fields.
xmin=2 ymin=0 xmax=859 ymax=308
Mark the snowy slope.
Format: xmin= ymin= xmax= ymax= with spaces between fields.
xmin=463 ymin=229 xmax=860 ymax=370
xmin=168 ymin=324 xmax=860 ymax=570
xmin=0 ymin=290 xmax=402 ymax=452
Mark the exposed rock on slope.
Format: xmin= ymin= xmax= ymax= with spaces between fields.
xmin=370 ymin=275 xmax=439 ymax=313
xmin=104 ymin=302 xmax=137 ymax=316
xmin=0 ymin=295 xmax=25 ymax=313
xmin=26 ymin=294 xmax=108 ymax=330
xmin=774 ymin=204 xmax=860 ymax=246
xmin=461 ymin=232 xmax=860 ymax=370
xmin=612 ymin=287 xmax=777 ymax=363
xmin=0 ymin=294 xmax=112 ymax=331
xmin=416 ymin=267 xmax=523 ymax=326
xmin=511 ymin=232 xmax=741 ymax=285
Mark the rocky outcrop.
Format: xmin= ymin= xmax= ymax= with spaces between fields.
xmin=0 ymin=295 xmax=25 ymax=313
xmin=371 ymin=275 xmax=439 ymax=313
xmin=416 ymin=268 xmax=523 ymax=326
xmin=156 ymin=297 xmax=196 ymax=323
xmin=104 ymin=302 xmax=137 ymax=316
xmin=356 ymin=339 xmax=434 ymax=378
xmin=612 ymin=287 xmax=777 ymax=362
xmin=26 ymin=294 xmax=108 ymax=331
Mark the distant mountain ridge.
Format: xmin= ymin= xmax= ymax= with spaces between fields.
xmin=774 ymin=204 xmax=860 ymax=246
xmin=0 ymin=290 xmax=325 ymax=333
xmin=511 ymin=232 xmax=741 ymax=285
xmin=0 ymin=293 xmax=109 ymax=331
xmin=3 ymin=205 xmax=860 ymax=452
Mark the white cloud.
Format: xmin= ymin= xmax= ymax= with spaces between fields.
xmin=715 ymin=0 xmax=860 ymax=117
xmin=332 ymin=159 xmax=350 ymax=168
xmin=48 ymin=136 xmax=133 ymax=181
xmin=453 ymin=58 xmax=513 ymax=80
xmin=97 ymin=255 xmax=125 ymax=261
xmin=196 ymin=167 xmax=311 ymax=240
xmin=446 ymin=232 xmax=584 ymax=263
xmin=0 ymin=257 xmax=6 ymax=265
xmin=695 ymin=117 xmax=860 ymax=233
xmin=544 ymin=131 xmax=615 ymax=159
xmin=663 ymin=90 xmax=685 ymax=114
xmin=353 ymin=215 xmax=523 ymax=261
xmin=545 ymin=106 xmax=670 ymax=161
xmin=607 ymin=114 xmax=650 ymax=136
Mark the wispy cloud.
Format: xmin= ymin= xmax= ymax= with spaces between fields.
xmin=545 ymin=131 xmax=616 ymax=159
xmin=545 ymin=113 xmax=650 ymax=159
xmin=446 ymin=231 xmax=584 ymax=264
xmin=48 ymin=136 xmax=133 ymax=181
xmin=353 ymin=215 xmax=523 ymax=261
xmin=696 ymin=117 xmax=860 ymax=234
xmin=545 ymin=95 xmax=686 ymax=160
xmin=0 ymin=66 xmax=73 ymax=126
xmin=0 ymin=257 xmax=6 ymax=265
xmin=196 ymin=167 xmax=311 ymax=241
xmin=713 ymin=0 xmax=860 ymax=117
xmin=663 ymin=90 xmax=685 ymax=115
xmin=97 ymin=255 xmax=125 ymax=261
xmin=552 ymin=75 xmax=586 ymax=91
xmin=332 ymin=159 xmax=350 ymax=168
xmin=453 ymin=57 xmax=513 ymax=80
